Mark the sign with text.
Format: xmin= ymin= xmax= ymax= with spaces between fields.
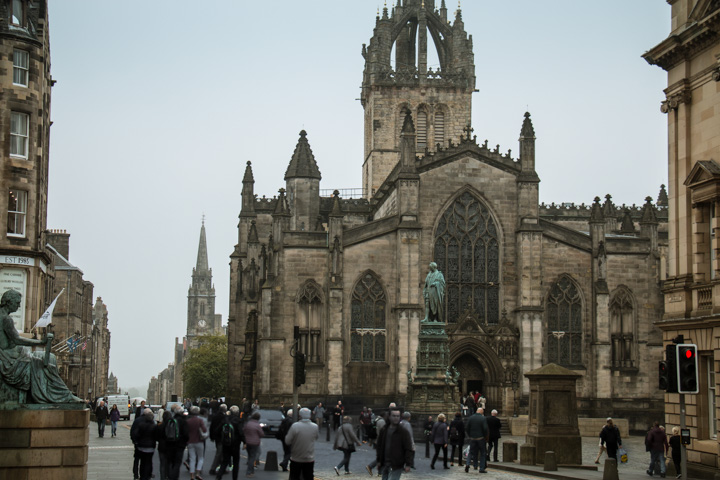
xmin=0 ymin=268 xmax=26 ymax=331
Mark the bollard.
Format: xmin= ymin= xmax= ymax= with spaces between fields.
xmin=264 ymin=450 xmax=279 ymax=471
xmin=426 ymin=439 xmax=431 ymax=458
xmin=519 ymin=444 xmax=535 ymax=465
xmin=602 ymin=458 xmax=618 ymax=480
xmin=326 ymin=422 xmax=331 ymax=442
xmin=544 ymin=451 xmax=557 ymax=471
xmin=502 ymin=441 xmax=517 ymax=463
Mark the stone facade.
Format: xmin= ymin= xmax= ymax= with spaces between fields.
xmin=91 ymin=297 xmax=110 ymax=397
xmin=0 ymin=0 xmax=54 ymax=333
xmin=228 ymin=0 xmax=668 ymax=430
xmin=644 ymin=1 xmax=720 ymax=477
xmin=106 ymin=372 xmax=118 ymax=395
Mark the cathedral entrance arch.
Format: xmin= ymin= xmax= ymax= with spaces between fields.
xmin=449 ymin=335 xmax=507 ymax=410
xmin=453 ymin=353 xmax=484 ymax=395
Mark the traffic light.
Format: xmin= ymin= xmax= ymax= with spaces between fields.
xmin=676 ymin=344 xmax=699 ymax=394
xmin=294 ymin=352 xmax=306 ymax=387
xmin=659 ymin=344 xmax=678 ymax=393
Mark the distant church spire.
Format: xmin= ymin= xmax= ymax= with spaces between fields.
xmin=196 ymin=219 xmax=209 ymax=273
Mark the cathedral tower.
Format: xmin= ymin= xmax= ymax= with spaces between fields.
xmin=361 ymin=0 xmax=476 ymax=197
xmin=187 ymin=220 xmax=220 ymax=347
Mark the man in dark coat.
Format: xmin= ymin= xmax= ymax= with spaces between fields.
xmin=164 ymin=404 xmax=190 ymax=480
xmin=95 ymin=400 xmax=109 ymax=438
xmin=599 ymin=417 xmax=622 ymax=461
xmin=465 ymin=407 xmax=489 ymax=473
xmin=208 ymin=403 xmax=228 ymax=475
xmin=134 ymin=399 xmax=147 ymax=419
xmin=646 ymin=421 xmax=668 ymax=477
xmin=486 ymin=409 xmax=502 ymax=462
xmin=376 ymin=408 xmax=413 ymax=480
xmin=277 ymin=408 xmax=294 ymax=471
xmin=130 ymin=408 xmax=157 ymax=480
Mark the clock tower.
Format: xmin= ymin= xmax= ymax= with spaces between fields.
xmin=187 ymin=219 xmax=221 ymax=348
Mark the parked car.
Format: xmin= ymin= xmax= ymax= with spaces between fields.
xmin=257 ymin=409 xmax=284 ymax=437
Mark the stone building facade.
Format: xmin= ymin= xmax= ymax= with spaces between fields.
xmin=91 ymin=297 xmax=111 ymax=397
xmin=0 ymin=0 xmax=54 ymax=332
xmin=644 ymin=0 xmax=720 ymax=476
xmin=227 ymin=0 xmax=668 ymax=430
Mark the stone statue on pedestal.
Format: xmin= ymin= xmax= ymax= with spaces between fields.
xmin=0 ymin=290 xmax=81 ymax=403
xmin=422 ymin=262 xmax=445 ymax=323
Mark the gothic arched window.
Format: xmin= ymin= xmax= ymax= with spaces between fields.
xmin=610 ymin=286 xmax=635 ymax=368
xmin=350 ymin=273 xmax=386 ymax=362
xmin=434 ymin=191 xmax=500 ymax=324
xmin=434 ymin=110 xmax=445 ymax=147
xmin=416 ymin=110 xmax=428 ymax=150
xmin=296 ymin=281 xmax=323 ymax=363
xmin=546 ymin=276 xmax=583 ymax=367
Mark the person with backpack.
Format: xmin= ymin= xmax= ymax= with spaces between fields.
xmin=165 ymin=404 xmax=190 ymax=480
xmin=278 ymin=409 xmax=294 ymax=471
xmin=216 ymin=405 xmax=244 ymax=480
xmin=449 ymin=412 xmax=466 ymax=467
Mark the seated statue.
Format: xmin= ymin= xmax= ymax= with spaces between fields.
xmin=0 ymin=290 xmax=81 ymax=403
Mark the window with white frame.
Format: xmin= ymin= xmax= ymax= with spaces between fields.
xmin=13 ymin=50 xmax=28 ymax=86
xmin=10 ymin=112 xmax=29 ymax=158
xmin=7 ymin=189 xmax=27 ymax=237
xmin=10 ymin=0 xmax=24 ymax=26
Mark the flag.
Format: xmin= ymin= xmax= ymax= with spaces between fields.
xmin=82 ymin=340 xmax=87 ymax=351
xmin=33 ymin=289 xmax=64 ymax=329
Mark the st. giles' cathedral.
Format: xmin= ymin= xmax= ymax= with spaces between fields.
xmin=226 ymin=0 xmax=668 ymax=430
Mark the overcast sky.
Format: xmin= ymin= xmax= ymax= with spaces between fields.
xmin=46 ymin=1 xmax=670 ymax=392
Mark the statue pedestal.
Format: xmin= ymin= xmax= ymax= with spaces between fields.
xmin=406 ymin=321 xmax=458 ymax=417
xmin=0 ymin=404 xmax=89 ymax=479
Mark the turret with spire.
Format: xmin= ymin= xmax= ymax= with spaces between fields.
xmin=187 ymin=218 xmax=217 ymax=344
xmin=285 ymin=130 xmax=321 ymax=231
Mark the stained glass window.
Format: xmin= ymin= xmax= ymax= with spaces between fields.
xmin=350 ymin=273 xmax=386 ymax=362
xmin=546 ymin=277 xmax=583 ymax=366
xmin=434 ymin=191 xmax=500 ymax=324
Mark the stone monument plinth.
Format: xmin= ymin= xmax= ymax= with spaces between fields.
xmin=524 ymin=363 xmax=582 ymax=465
xmin=405 ymin=320 xmax=458 ymax=417
xmin=0 ymin=404 xmax=89 ymax=479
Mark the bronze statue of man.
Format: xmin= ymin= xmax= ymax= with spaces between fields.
xmin=0 ymin=290 xmax=80 ymax=403
xmin=422 ymin=262 xmax=445 ymax=322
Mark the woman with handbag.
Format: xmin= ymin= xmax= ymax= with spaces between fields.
xmin=334 ymin=415 xmax=361 ymax=475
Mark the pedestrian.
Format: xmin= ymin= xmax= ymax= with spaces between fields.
xmin=464 ymin=393 xmax=475 ymax=418
xmin=594 ymin=437 xmax=606 ymax=464
xmin=242 ymin=411 xmax=264 ymax=477
xmin=486 ymin=409 xmax=502 ymax=462
xmin=130 ymin=408 xmax=157 ymax=480
xmin=646 ymin=421 xmax=669 ymax=477
xmin=95 ymin=400 xmax=109 ymax=438
xmin=156 ymin=409 xmax=171 ymax=480
xmin=333 ymin=401 xmax=344 ymax=430
xmin=399 ymin=412 xmax=416 ymax=467
xmin=333 ymin=415 xmax=362 ymax=475
xmin=430 ymin=413 xmax=449 ymax=469
xmin=669 ymin=426 xmax=682 ymax=478
xmin=312 ymin=402 xmax=325 ymax=430
xmin=465 ymin=407 xmax=489 ymax=473
xmin=216 ymin=405 xmax=244 ymax=480
xmin=208 ymin=404 xmax=228 ymax=475
xmin=376 ymin=408 xmax=413 ymax=480
xmin=109 ymin=404 xmax=120 ymax=437
xmin=278 ymin=409 xmax=294 ymax=471
xmin=599 ymin=417 xmax=622 ymax=461
xmin=165 ymin=404 xmax=190 ymax=480
xmin=186 ymin=406 xmax=208 ymax=480
xmin=285 ymin=407 xmax=320 ymax=480
xmin=359 ymin=407 xmax=372 ymax=443
xmin=366 ymin=412 xmax=386 ymax=475
xmin=135 ymin=400 xmax=148 ymax=419
xmin=449 ymin=412 xmax=465 ymax=467
xmin=130 ymin=406 xmax=146 ymax=480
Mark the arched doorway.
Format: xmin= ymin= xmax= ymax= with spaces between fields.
xmin=453 ymin=353 xmax=485 ymax=396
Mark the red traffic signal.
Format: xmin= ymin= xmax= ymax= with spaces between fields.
xmin=676 ymin=344 xmax=699 ymax=394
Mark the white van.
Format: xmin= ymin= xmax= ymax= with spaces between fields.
xmin=106 ymin=394 xmax=131 ymax=420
